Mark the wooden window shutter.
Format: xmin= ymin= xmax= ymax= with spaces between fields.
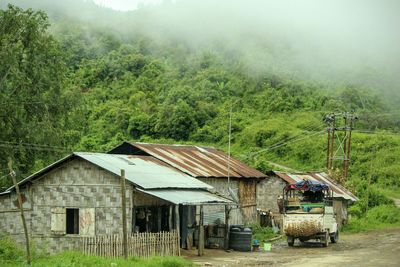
xmin=51 ymin=207 xmax=66 ymax=235
xmin=79 ymin=208 xmax=95 ymax=236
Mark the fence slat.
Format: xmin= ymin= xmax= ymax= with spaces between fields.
xmin=80 ymin=231 xmax=180 ymax=258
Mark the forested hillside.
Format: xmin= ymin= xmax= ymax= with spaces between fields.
xmin=1 ymin=1 xmax=399 ymax=227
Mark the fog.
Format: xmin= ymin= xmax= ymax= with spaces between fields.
xmin=2 ymin=0 xmax=400 ymax=96
xmin=128 ymin=0 xmax=400 ymax=94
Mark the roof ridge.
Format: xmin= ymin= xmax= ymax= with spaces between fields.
xmin=130 ymin=141 xmax=216 ymax=149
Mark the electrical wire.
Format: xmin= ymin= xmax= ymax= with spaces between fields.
xmin=260 ymin=122 xmax=325 ymax=152
xmin=249 ymin=130 xmax=326 ymax=158
xmin=0 ymin=143 xmax=70 ymax=152
xmin=0 ymin=173 xmax=10 ymax=181
xmin=0 ymin=140 xmax=67 ymax=150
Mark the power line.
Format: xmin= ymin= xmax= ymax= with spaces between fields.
xmin=0 ymin=101 xmax=72 ymax=106
xmin=264 ymin=124 xmax=325 ymax=150
xmin=0 ymin=140 xmax=67 ymax=150
xmin=358 ymin=110 xmax=400 ymax=118
xmin=249 ymin=130 xmax=325 ymax=158
xmin=0 ymin=143 xmax=70 ymax=152
xmin=353 ymin=130 xmax=399 ymax=135
xmin=0 ymin=172 xmax=11 ymax=181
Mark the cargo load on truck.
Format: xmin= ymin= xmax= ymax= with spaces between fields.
xmin=282 ymin=180 xmax=338 ymax=247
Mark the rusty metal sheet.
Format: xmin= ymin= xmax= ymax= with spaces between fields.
xmin=127 ymin=142 xmax=267 ymax=179
xmin=273 ymin=171 xmax=357 ymax=202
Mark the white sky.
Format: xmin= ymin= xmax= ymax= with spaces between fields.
xmin=93 ymin=0 xmax=163 ymax=11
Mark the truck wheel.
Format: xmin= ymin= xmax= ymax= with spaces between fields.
xmin=322 ymin=232 xmax=329 ymax=247
xmin=287 ymin=236 xmax=294 ymax=247
xmin=330 ymin=231 xmax=339 ymax=243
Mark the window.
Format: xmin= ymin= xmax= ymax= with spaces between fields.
xmin=66 ymin=208 xmax=79 ymax=234
xmin=51 ymin=207 xmax=95 ymax=236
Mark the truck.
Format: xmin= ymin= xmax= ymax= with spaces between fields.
xmin=282 ymin=180 xmax=339 ymax=247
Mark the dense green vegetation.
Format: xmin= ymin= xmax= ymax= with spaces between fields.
xmin=0 ymin=1 xmax=399 ymax=232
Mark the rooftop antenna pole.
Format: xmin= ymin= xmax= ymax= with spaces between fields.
xmin=227 ymin=104 xmax=232 ymax=187
xmin=226 ymin=100 xmax=240 ymax=204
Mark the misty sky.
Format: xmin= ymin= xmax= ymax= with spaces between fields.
xmin=93 ymin=0 xmax=163 ymax=10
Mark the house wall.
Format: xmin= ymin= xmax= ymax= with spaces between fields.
xmin=0 ymin=188 xmax=33 ymax=237
xmin=238 ymin=179 xmax=257 ymax=224
xmin=333 ymin=199 xmax=348 ymax=227
xmin=198 ymin=178 xmax=258 ymax=225
xmin=256 ymin=176 xmax=287 ymax=213
xmin=0 ymin=158 xmax=134 ymax=254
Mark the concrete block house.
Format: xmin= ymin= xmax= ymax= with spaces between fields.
xmin=0 ymin=152 xmax=230 ymax=254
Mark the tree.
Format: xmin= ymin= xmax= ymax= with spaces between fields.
xmin=156 ymin=100 xmax=198 ymax=140
xmin=0 ymin=5 xmax=72 ymax=185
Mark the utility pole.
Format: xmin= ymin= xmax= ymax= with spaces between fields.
xmin=120 ymin=169 xmax=128 ymax=259
xmin=8 ymin=159 xmax=31 ymax=265
xmin=324 ymin=112 xmax=357 ymax=182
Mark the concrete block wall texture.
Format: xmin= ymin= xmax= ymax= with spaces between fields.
xmin=257 ymin=176 xmax=287 ymax=213
xmin=0 ymin=158 xmax=134 ymax=254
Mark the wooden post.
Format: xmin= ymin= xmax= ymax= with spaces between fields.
xmin=8 ymin=159 xmax=31 ymax=265
xmin=197 ymin=205 xmax=204 ymax=256
xmin=224 ymin=205 xmax=230 ymax=250
xmin=157 ymin=206 xmax=162 ymax=232
xmin=132 ymin=188 xmax=136 ymax=233
xmin=120 ymin=169 xmax=128 ymax=259
xmin=175 ymin=205 xmax=181 ymax=255
xmin=168 ymin=206 xmax=173 ymax=231
xmin=326 ymin=127 xmax=331 ymax=170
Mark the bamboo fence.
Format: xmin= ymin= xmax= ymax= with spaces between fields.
xmin=81 ymin=230 xmax=180 ymax=258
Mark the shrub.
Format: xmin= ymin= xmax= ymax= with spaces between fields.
xmin=344 ymin=204 xmax=400 ymax=233
xmin=250 ymin=224 xmax=280 ymax=244
xmin=366 ymin=205 xmax=400 ymax=224
xmin=0 ymin=237 xmax=25 ymax=264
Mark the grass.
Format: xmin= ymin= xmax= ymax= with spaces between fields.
xmin=0 ymin=238 xmax=193 ymax=267
xmin=378 ymin=188 xmax=400 ymax=200
xmin=343 ymin=204 xmax=400 ymax=233
xmin=1 ymin=252 xmax=193 ymax=267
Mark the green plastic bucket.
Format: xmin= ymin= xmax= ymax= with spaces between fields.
xmin=264 ymin=243 xmax=272 ymax=251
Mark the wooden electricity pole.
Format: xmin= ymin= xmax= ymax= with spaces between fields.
xmin=120 ymin=169 xmax=128 ymax=259
xmin=8 ymin=159 xmax=31 ymax=265
xmin=324 ymin=112 xmax=356 ymax=181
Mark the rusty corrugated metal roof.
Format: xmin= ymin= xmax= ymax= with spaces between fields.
xmin=273 ymin=171 xmax=358 ymax=202
xmin=121 ymin=142 xmax=267 ymax=179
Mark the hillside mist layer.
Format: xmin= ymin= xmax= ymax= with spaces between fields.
xmin=3 ymin=0 xmax=400 ymax=100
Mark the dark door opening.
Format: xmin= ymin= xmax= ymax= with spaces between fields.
xmin=66 ymin=208 xmax=79 ymax=234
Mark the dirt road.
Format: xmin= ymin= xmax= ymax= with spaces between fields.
xmin=184 ymin=228 xmax=400 ymax=267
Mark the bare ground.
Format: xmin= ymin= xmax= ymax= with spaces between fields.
xmin=183 ymin=228 xmax=400 ymax=267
